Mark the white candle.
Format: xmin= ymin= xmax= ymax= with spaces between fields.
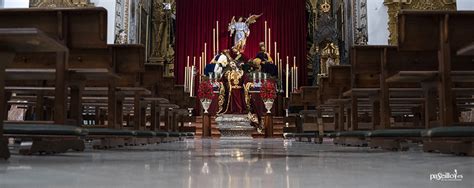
xmin=258 ymin=72 xmax=262 ymax=83
xmin=296 ymin=66 xmax=298 ymax=90
xmin=199 ymin=56 xmax=202 ymax=83
xmin=201 ymin=52 xmax=205 ymax=75
xmin=280 ymin=59 xmax=283 ymax=86
xmin=193 ymin=56 xmax=196 ymax=66
xmin=277 ymin=53 xmax=280 ymax=78
xmin=291 ymin=67 xmax=294 ymax=92
xmin=293 ymin=56 xmax=296 ymax=91
xmin=186 ymin=56 xmax=190 ymax=91
xmin=274 ymin=42 xmax=277 ymax=62
xmin=253 ymin=73 xmax=256 ymax=82
xmin=204 ymin=43 xmax=207 ymax=66
xmin=190 ymin=66 xmax=194 ymax=97
xmin=264 ymin=73 xmax=267 ymax=81
xmin=213 ymin=28 xmax=216 ymax=55
xmin=286 ymin=56 xmax=289 ymax=98
xmin=264 ymin=21 xmax=268 ymax=51
xmin=268 ymin=28 xmax=271 ymax=54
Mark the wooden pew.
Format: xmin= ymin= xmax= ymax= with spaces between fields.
xmin=0 ymin=28 xmax=68 ymax=159
xmin=0 ymin=8 xmax=174 ymax=152
xmin=397 ymin=10 xmax=474 ymax=127
xmin=364 ymin=10 xmax=474 ymax=153
xmin=0 ymin=8 xmax=108 ymax=126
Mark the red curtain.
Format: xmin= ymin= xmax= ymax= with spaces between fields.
xmin=175 ymin=0 xmax=307 ymax=86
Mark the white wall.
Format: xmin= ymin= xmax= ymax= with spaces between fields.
xmin=367 ymin=0 xmax=389 ymax=45
xmin=3 ymin=0 xmax=29 ymax=8
xmin=458 ymin=0 xmax=474 ymax=10
xmin=91 ymin=0 xmax=116 ymax=44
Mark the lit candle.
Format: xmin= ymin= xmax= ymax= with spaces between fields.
xmin=258 ymin=72 xmax=262 ymax=83
xmin=253 ymin=72 xmax=256 ymax=82
xmin=264 ymin=73 xmax=267 ymax=81
xmin=193 ymin=56 xmax=196 ymax=66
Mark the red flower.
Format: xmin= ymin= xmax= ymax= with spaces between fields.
xmin=260 ymin=80 xmax=277 ymax=100
xmin=198 ymin=81 xmax=216 ymax=100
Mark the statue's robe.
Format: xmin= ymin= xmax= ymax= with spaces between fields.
xmin=218 ymin=69 xmax=249 ymax=114
xmin=229 ymin=22 xmax=249 ymax=51
xmin=255 ymin=51 xmax=277 ymax=77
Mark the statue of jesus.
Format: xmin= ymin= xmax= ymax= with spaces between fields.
xmin=228 ymin=14 xmax=262 ymax=53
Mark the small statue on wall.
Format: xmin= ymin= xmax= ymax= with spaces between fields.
xmin=114 ymin=29 xmax=128 ymax=44
xmin=319 ymin=42 xmax=339 ymax=77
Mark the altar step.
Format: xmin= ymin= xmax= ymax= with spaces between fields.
xmin=192 ymin=116 xmax=286 ymax=138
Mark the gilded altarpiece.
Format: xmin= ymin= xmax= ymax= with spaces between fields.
xmin=149 ymin=0 xmax=176 ymax=78
xmin=30 ymin=0 xmax=94 ymax=7
xmin=384 ymin=0 xmax=456 ymax=45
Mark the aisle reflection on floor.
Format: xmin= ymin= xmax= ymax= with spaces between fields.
xmin=0 ymin=139 xmax=472 ymax=188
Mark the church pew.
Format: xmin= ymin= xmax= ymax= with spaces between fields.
xmin=318 ymin=65 xmax=351 ymax=131
xmin=336 ymin=46 xmax=428 ymax=149
xmin=0 ymin=9 xmax=182 ymax=153
xmin=397 ymin=10 xmax=474 ymax=127
xmin=4 ymin=123 xmax=87 ymax=155
xmin=422 ymin=126 xmax=474 ymax=156
xmin=0 ymin=8 xmax=108 ymax=126
xmin=0 ymin=28 xmax=69 ymax=159
xmin=316 ymin=65 xmax=354 ymax=144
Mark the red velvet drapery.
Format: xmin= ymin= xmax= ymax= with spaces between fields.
xmin=175 ymin=0 xmax=307 ymax=86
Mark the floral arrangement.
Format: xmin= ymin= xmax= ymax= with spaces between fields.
xmin=198 ymin=81 xmax=216 ymax=100
xmin=260 ymin=80 xmax=277 ymax=100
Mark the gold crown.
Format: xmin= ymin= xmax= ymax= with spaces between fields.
xmin=320 ymin=0 xmax=331 ymax=13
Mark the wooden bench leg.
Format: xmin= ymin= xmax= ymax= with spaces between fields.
xmin=0 ymin=137 xmax=10 ymax=160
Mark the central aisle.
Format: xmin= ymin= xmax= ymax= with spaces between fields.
xmin=0 ymin=139 xmax=472 ymax=188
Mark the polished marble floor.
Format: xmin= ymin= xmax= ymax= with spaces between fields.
xmin=0 ymin=139 xmax=472 ymax=188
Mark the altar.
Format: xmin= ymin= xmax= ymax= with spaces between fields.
xmin=178 ymin=7 xmax=303 ymax=139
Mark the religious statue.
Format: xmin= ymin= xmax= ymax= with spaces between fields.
xmin=217 ymin=61 xmax=249 ymax=114
xmin=228 ymin=14 xmax=262 ymax=53
xmin=253 ymin=42 xmax=277 ymax=76
xmin=319 ymin=42 xmax=340 ymax=76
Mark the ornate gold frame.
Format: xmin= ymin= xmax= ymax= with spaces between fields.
xmin=384 ymin=0 xmax=456 ymax=45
